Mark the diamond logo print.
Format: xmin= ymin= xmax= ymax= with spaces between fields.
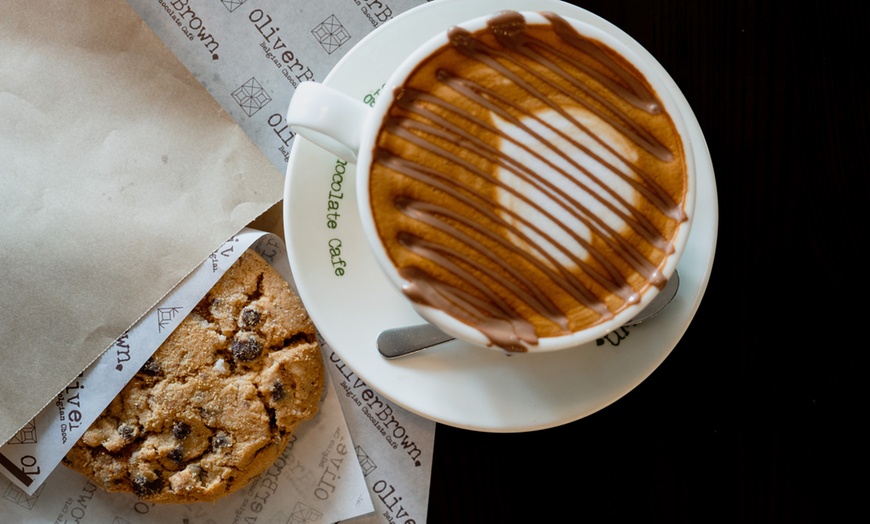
xmin=3 ymin=482 xmax=43 ymax=510
xmin=7 ymin=421 xmax=37 ymax=445
xmin=232 ymin=78 xmax=272 ymax=117
xmin=311 ymin=15 xmax=351 ymax=54
xmin=288 ymin=502 xmax=323 ymax=524
xmin=355 ymin=445 xmax=377 ymax=476
xmin=156 ymin=306 xmax=182 ymax=333
xmin=220 ymin=0 xmax=247 ymax=12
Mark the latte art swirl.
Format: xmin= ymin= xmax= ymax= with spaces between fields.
xmin=369 ymin=11 xmax=690 ymax=351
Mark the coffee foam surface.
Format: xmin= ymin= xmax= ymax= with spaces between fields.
xmin=494 ymin=106 xmax=639 ymax=271
xmin=368 ymin=11 xmax=689 ymax=351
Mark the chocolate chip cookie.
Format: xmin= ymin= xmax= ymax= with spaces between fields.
xmin=63 ymin=250 xmax=324 ymax=503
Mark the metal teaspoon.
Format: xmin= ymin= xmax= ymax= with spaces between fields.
xmin=377 ymin=270 xmax=680 ymax=359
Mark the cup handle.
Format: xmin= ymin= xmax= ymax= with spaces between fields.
xmin=286 ymin=81 xmax=371 ymax=164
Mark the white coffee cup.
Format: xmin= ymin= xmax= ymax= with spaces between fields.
xmin=286 ymin=10 xmax=695 ymax=353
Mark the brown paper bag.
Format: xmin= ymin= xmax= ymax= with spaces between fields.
xmin=0 ymin=0 xmax=283 ymax=445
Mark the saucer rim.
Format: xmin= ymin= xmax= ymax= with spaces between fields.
xmin=282 ymin=0 xmax=719 ymax=432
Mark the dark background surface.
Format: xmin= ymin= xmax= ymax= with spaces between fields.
xmin=426 ymin=1 xmax=864 ymax=522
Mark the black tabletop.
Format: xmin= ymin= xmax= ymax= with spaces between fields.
xmin=426 ymin=1 xmax=864 ymax=522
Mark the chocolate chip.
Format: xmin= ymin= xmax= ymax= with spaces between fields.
xmin=132 ymin=475 xmax=163 ymax=496
xmin=172 ymin=421 xmax=191 ymax=440
xmin=168 ymin=447 xmax=183 ymax=463
xmin=212 ymin=431 xmax=232 ymax=450
xmin=139 ymin=358 xmax=162 ymax=376
xmin=240 ymin=307 xmax=262 ymax=328
xmin=198 ymin=406 xmax=220 ymax=421
xmin=231 ymin=336 xmax=263 ymax=362
xmin=118 ymin=423 xmax=136 ymax=441
xmin=271 ymin=380 xmax=286 ymax=402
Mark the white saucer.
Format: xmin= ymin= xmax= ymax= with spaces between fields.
xmin=283 ymin=0 xmax=718 ymax=432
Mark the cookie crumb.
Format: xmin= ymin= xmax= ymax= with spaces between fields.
xmin=213 ymin=358 xmax=229 ymax=375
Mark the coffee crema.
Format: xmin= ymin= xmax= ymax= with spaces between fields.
xmin=368 ymin=11 xmax=689 ymax=351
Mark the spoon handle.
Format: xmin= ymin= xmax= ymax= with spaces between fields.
xmin=377 ymin=322 xmax=455 ymax=359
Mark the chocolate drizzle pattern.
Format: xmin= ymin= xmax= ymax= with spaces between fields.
xmin=369 ymin=11 xmax=689 ymax=351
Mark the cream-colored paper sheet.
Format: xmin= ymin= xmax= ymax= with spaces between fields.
xmin=124 ymin=0 xmax=427 ymax=171
xmin=326 ymin=350 xmax=436 ymax=524
xmin=0 ymin=0 xmax=283 ymax=445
